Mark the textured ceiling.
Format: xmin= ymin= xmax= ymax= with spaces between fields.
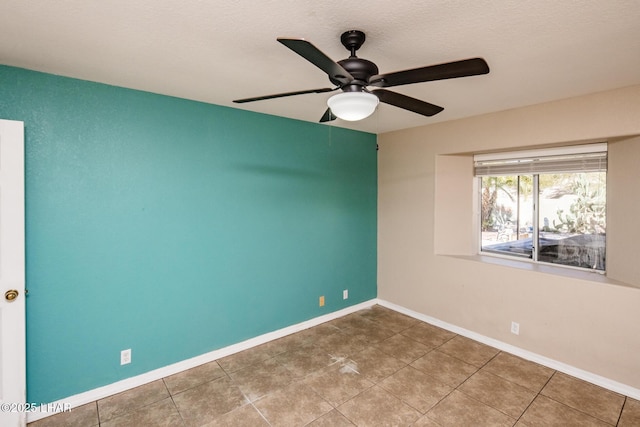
xmin=1 ymin=0 xmax=640 ymax=134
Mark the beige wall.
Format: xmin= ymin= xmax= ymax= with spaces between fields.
xmin=378 ymin=85 xmax=640 ymax=390
xmin=607 ymin=136 xmax=640 ymax=285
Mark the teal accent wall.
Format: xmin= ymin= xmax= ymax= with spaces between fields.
xmin=0 ymin=66 xmax=377 ymax=404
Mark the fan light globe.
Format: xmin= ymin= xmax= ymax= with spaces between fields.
xmin=327 ymin=92 xmax=379 ymax=121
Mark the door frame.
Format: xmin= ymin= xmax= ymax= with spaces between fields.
xmin=0 ymin=119 xmax=26 ymax=427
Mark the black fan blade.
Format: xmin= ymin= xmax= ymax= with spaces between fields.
xmin=372 ymin=89 xmax=444 ymax=117
xmin=233 ymin=87 xmax=336 ymax=103
xmin=319 ymin=108 xmax=337 ymax=123
xmin=278 ymin=38 xmax=354 ymax=85
xmin=369 ymin=58 xmax=490 ymax=88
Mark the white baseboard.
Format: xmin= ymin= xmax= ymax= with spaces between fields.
xmin=27 ymin=299 xmax=376 ymax=423
xmin=29 ymin=298 xmax=640 ymax=422
xmin=377 ymin=299 xmax=640 ymax=401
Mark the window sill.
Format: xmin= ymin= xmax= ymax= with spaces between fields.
xmin=444 ymin=254 xmax=639 ymax=290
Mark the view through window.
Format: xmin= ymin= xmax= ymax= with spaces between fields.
xmin=476 ymin=144 xmax=607 ymax=271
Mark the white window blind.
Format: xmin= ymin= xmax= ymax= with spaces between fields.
xmin=474 ymin=143 xmax=607 ymax=176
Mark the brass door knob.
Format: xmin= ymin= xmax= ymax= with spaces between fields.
xmin=5 ymin=289 xmax=19 ymax=301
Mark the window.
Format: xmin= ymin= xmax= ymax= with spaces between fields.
xmin=475 ymin=144 xmax=607 ymax=271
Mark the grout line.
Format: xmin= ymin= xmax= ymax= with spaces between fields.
xmin=513 ymin=368 xmax=556 ymax=425
xmin=94 ymin=401 xmax=101 ymax=427
xmin=167 ymin=391 xmax=187 ymax=426
xmin=615 ymin=397 xmax=626 ymax=426
xmin=250 ymin=401 xmax=273 ymax=427
xmin=537 ymin=377 xmax=623 ymax=426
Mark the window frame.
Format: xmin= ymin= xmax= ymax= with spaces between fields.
xmin=475 ymin=143 xmax=607 ymax=273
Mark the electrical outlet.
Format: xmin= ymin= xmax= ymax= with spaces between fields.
xmin=343 ymin=289 xmax=348 ymax=300
xmin=121 ymin=349 xmax=131 ymax=365
xmin=511 ymin=321 xmax=520 ymax=335
xmin=319 ymin=296 xmax=325 ymax=307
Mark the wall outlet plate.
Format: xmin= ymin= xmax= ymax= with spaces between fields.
xmin=511 ymin=321 xmax=520 ymax=335
xmin=121 ymin=349 xmax=131 ymax=365
xmin=343 ymin=289 xmax=348 ymax=300
xmin=319 ymin=296 xmax=325 ymax=307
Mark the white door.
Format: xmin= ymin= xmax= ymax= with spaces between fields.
xmin=0 ymin=120 xmax=26 ymax=427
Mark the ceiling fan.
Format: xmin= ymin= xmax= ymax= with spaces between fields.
xmin=233 ymin=30 xmax=490 ymax=122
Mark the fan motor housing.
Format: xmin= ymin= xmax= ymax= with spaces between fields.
xmin=332 ymin=57 xmax=379 ymax=87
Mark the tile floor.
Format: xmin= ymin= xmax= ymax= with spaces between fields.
xmin=29 ymin=305 xmax=640 ymax=426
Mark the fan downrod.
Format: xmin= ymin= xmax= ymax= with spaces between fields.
xmin=341 ymin=30 xmax=366 ymax=57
